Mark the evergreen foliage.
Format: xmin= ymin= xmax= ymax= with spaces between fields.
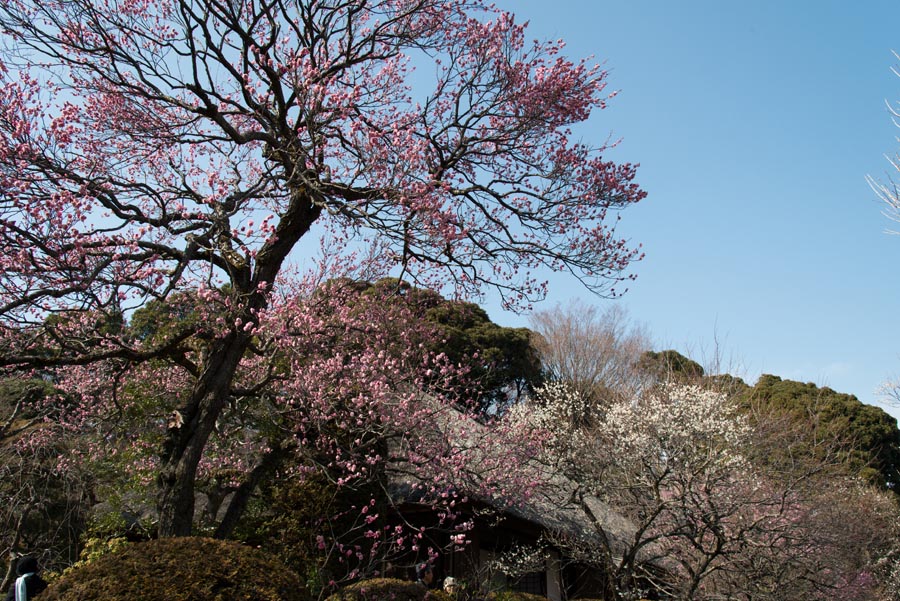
xmin=41 ymin=537 xmax=309 ymax=601
xmin=325 ymin=578 xmax=430 ymax=601
xmin=0 ymin=377 xmax=57 ymax=422
xmin=637 ymin=350 xmax=704 ymax=381
xmin=738 ymin=375 xmax=900 ymax=489
xmin=360 ymin=279 xmax=543 ymax=412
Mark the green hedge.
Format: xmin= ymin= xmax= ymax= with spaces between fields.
xmin=326 ymin=579 xmax=556 ymax=601
xmin=41 ymin=537 xmax=309 ymax=601
xmin=325 ymin=578 xmax=430 ymax=600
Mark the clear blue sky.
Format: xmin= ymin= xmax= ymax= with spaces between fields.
xmin=483 ymin=1 xmax=900 ymax=418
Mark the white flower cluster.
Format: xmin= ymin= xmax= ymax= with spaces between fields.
xmin=489 ymin=541 xmax=550 ymax=579
xmin=507 ymin=381 xmax=589 ymax=430
xmin=506 ymin=381 xmax=594 ymax=462
xmin=516 ymin=380 xmax=751 ymax=489
xmin=600 ymin=382 xmax=749 ymax=459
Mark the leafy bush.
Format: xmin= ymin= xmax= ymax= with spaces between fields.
xmin=486 ymin=593 xmax=547 ymax=601
xmin=40 ymin=536 xmax=309 ymax=600
xmin=63 ymin=536 xmax=130 ymax=574
xmin=326 ymin=579 xmax=556 ymax=601
xmin=325 ymin=578 xmax=430 ymax=600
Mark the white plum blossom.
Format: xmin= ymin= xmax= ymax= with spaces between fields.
xmin=512 ymin=380 xmax=750 ymax=490
xmin=598 ymin=382 xmax=751 ymax=477
xmin=513 ymin=380 xmax=757 ymax=599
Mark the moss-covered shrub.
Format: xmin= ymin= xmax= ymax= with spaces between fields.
xmin=486 ymin=593 xmax=547 ymax=601
xmin=41 ymin=536 xmax=309 ymax=601
xmin=325 ymin=578 xmax=430 ymax=600
xmin=325 ymin=580 xmax=552 ymax=601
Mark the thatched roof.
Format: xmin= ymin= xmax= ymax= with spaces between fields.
xmin=384 ymin=396 xmax=635 ymax=558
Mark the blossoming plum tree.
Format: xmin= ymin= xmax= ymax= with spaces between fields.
xmin=0 ymin=378 xmax=91 ymax=590
xmin=514 ymin=381 xmax=900 ymax=600
xmin=521 ymin=382 xmax=757 ymax=599
xmin=0 ymin=0 xmax=645 ymax=536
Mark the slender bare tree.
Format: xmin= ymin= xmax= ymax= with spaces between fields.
xmin=529 ymin=300 xmax=651 ymax=406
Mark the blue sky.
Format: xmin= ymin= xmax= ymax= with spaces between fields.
xmin=483 ymin=1 xmax=900 ymax=417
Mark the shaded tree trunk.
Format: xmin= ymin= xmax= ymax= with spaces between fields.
xmin=156 ymin=190 xmax=321 ymax=537
xmin=157 ymin=332 xmax=249 ymax=536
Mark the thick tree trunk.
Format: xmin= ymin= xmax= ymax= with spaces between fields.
xmin=156 ymin=189 xmax=320 ymax=537
xmin=157 ymin=332 xmax=249 ymax=537
xmin=157 ymin=455 xmax=202 ymax=537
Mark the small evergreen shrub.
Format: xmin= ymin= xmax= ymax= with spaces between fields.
xmin=40 ymin=536 xmax=309 ymax=600
xmin=325 ymin=578 xmax=430 ymax=600
xmin=325 ymin=579 xmax=552 ymax=601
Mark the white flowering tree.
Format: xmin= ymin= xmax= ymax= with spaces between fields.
xmin=514 ymin=381 xmax=900 ymax=600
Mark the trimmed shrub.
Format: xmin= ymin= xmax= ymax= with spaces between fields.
xmin=325 ymin=579 xmax=552 ymax=601
xmin=325 ymin=578 xmax=430 ymax=601
xmin=487 ymin=593 xmax=547 ymax=601
xmin=41 ymin=536 xmax=309 ymax=600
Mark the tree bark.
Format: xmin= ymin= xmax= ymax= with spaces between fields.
xmin=157 ymin=331 xmax=249 ymax=537
xmin=156 ymin=190 xmax=321 ymax=537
